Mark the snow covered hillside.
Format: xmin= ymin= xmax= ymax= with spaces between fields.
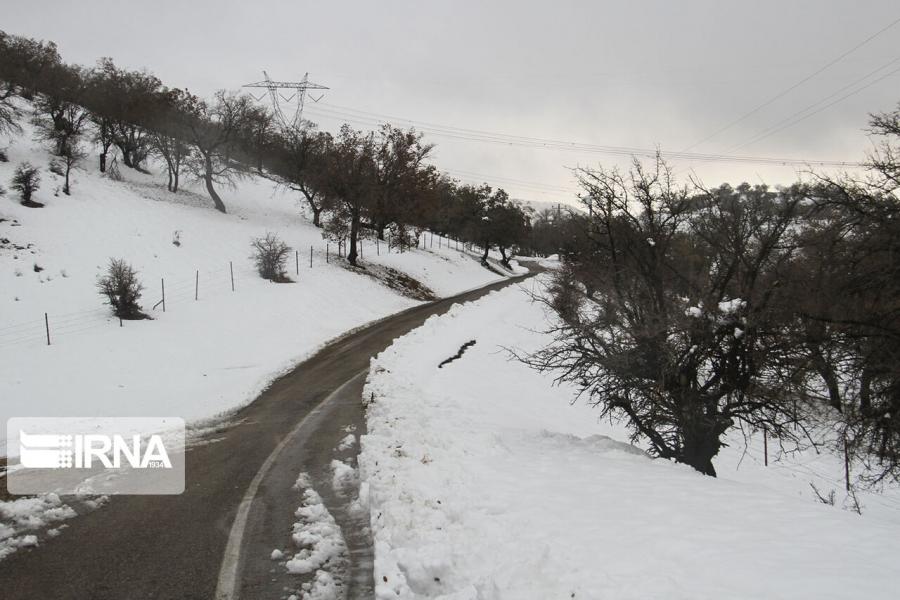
xmin=0 ymin=100 xmax=514 ymax=456
xmin=360 ymin=277 xmax=900 ymax=600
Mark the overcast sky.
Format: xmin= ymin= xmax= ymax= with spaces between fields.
xmin=5 ymin=1 xmax=900 ymax=205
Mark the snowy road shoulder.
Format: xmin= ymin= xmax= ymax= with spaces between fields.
xmin=359 ymin=278 xmax=900 ymax=600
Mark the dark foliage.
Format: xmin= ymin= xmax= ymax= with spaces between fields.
xmin=97 ymin=258 xmax=147 ymax=319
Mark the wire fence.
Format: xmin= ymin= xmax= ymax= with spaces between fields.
xmin=0 ymin=232 xmax=474 ymax=351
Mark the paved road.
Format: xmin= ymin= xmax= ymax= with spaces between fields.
xmin=0 ymin=272 xmax=534 ymax=600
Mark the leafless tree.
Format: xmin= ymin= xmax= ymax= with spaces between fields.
xmin=521 ymin=155 xmax=807 ymax=476
xmin=184 ymin=91 xmax=253 ymax=213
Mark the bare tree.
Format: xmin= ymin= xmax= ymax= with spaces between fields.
xmin=10 ymin=162 xmax=41 ymax=206
xmin=251 ymin=233 xmax=291 ymax=281
xmin=522 ymin=156 xmax=806 ymax=476
xmin=184 ymin=91 xmax=253 ymax=213
xmin=97 ymin=258 xmax=146 ymax=319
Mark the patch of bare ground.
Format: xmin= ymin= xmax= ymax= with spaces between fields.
xmin=343 ymin=262 xmax=437 ymax=301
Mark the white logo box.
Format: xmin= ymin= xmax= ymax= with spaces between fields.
xmin=6 ymin=417 xmax=185 ymax=495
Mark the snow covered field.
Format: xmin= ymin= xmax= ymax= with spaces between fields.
xmin=0 ymin=103 xmax=511 ymax=457
xmin=360 ymin=278 xmax=900 ymax=600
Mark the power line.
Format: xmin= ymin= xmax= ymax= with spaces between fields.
xmin=304 ymin=103 xmax=862 ymax=168
xmin=441 ymin=168 xmax=579 ymax=194
xmin=728 ymin=60 xmax=900 ymax=152
xmin=681 ymin=14 xmax=900 ymax=152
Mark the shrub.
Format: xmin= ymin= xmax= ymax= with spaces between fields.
xmin=251 ymin=233 xmax=291 ymax=282
xmin=97 ymin=258 xmax=147 ymax=319
xmin=0 ymin=148 xmax=8 ymax=162
xmin=10 ymin=162 xmax=41 ymax=206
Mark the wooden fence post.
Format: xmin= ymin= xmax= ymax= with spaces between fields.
xmin=763 ymin=428 xmax=768 ymax=467
xmin=230 ymin=261 xmax=235 ymax=292
xmin=45 ymin=312 xmax=50 ymax=346
xmin=195 ymin=270 xmax=199 ymax=301
xmin=310 ymin=245 xmax=313 ymax=268
xmin=295 ymin=250 xmax=299 ymax=275
xmin=161 ymin=279 xmax=166 ymax=312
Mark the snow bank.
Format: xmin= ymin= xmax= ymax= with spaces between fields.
xmin=360 ymin=279 xmax=900 ymax=599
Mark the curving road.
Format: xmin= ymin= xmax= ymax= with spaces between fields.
xmin=0 ymin=271 xmax=535 ymax=600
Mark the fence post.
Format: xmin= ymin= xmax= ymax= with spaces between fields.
xmin=119 ymin=316 xmax=123 ymax=328
xmin=763 ymin=428 xmax=768 ymax=467
xmin=310 ymin=245 xmax=313 ymax=268
xmin=230 ymin=261 xmax=235 ymax=292
xmin=295 ymin=250 xmax=299 ymax=275
xmin=44 ymin=312 xmax=50 ymax=346
xmin=195 ymin=270 xmax=199 ymax=301
xmin=376 ymin=238 xmax=380 ymax=255
xmin=430 ymin=231 xmax=433 ymax=248
xmin=326 ymin=243 xmax=329 ymax=263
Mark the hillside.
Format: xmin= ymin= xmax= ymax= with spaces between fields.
xmin=0 ymin=98 xmax=519 ymax=452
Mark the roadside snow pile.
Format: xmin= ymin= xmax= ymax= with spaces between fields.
xmin=360 ymin=279 xmax=900 ymax=599
xmin=336 ymin=433 xmax=356 ymax=451
xmin=0 ymin=494 xmax=78 ymax=559
xmin=285 ymin=473 xmax=347 ymax=599
xmin=0 ymin=102 xmax=515 ymax=455
xmin=330 ymin=459 xmax=356 ymax=493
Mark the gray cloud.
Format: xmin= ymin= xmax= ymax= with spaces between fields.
xmin=5 ymin=0 xmax=900 ymax=204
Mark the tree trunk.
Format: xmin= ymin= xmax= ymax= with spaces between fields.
xmin=347 ymin=207 xmax=360 ymax=266
xmin=301 ymin=190 xmax=322 ymax=228
xmin=377 ymin=223 xmax=386 ymax=241
xmin=204 ymin=173 xmax=227 ymax=213
xmin=99 ymin=152 xmax=107 ymax=173
xmin=499 ymin=247 xmax=511 ymax=269
xmin=166 ymin=167 xmax=173 ymax=192
xmin=481 ymin=243 xmax=490 ymax=262
xmin=677 ymin=440 xmax=719 ymax=477
xmin=63 ymin=163 xmax=71 ymax=196
xmin=172 ymin=169 xmax=179 ymax=193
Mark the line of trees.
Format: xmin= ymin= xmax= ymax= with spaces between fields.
xmin=0 ymin=29 xmax=535 ymax=267
xmin=525 ymin=104 xmax=900 ymax=483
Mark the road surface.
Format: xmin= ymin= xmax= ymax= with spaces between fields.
xmin=0 ymin=272 xmax=535 ymax=600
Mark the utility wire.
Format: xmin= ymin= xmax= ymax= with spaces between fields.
xmin=681 ymin=14 xmax=900 ymax=152
xmin=728 ymin=60 xmax=900 ymax=152
xmin=305 ymin=104 xmax=861 ymax=167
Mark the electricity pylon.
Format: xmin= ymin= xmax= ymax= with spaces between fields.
xmin=242 ymin=71 xmax=329 ymax=130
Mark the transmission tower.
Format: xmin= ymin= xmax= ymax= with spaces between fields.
xmin=243 ymin=71 xmax=329 ymax=130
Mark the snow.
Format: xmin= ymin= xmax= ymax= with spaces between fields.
xmin=685 ymin=305 xmax=703 ymax=318
xmin=359 ymin=278 xmax=900 ymax=599
xmin=330 ymin=459 xmax=356 ymax=493
xmin=336 ymin=433 xmax=356 ymax=451
xmin=0 ymin=99 xmax=519 ymax=458
xmin=271 ymin=548 xmax=285 ymax=560
xmin=0 ymin=493 xmax=80 ymax=559
xmin=718 ymin=297 xmax=746 ymax=314
xmin=285 ymin=473 xmax=347 ymax=599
